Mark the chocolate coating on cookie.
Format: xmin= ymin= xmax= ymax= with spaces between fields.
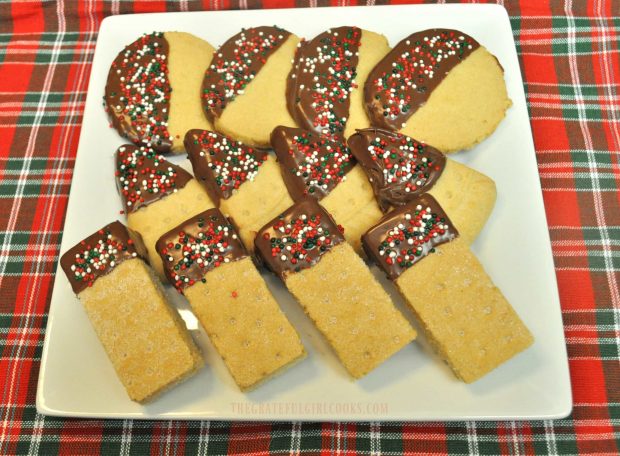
xmin=201 ymin=26 xmax=291 ymax=123
xmin=271 ymin=126 xmax=355 ymax=201
xmin=115 ymin=144 xmax=193 ymax=214
xmin=255 ymin=198 xmax=345 ymax=280
xmin=286 ymin=26 xmax=361 ymax=140
xmin=156 ymin=208 xmax=247 ymax=292
xmin=362 ymin=194 xmax=459 ymax=280
xmin=184 ymin=129 xmax=268 ymax=205
xmin=104 ymin=33 xmax=173 ymax=153
xmin=365 ymin=29 xmax=479 ymax=131
xmin=348 ymin=128 xmax=446 ymax=211
xmin=60 ymin=221 xmax=148 ymax=294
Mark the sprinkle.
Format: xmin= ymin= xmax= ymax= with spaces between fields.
xmin=376 ymin=206 xmax=451 ymax=271
xmin=288 ymin=131 xmax=352 ymax=197
xmin=106 ymin=33 xmax=172 ymax=148
xmin=268 ymin=213 xmax=333 ymax=267
xmin=367 ymin=133 xmax=437 ymax=193
xmin=194 ymin=131 xmax=267 ymax=197
xmin=69 ymin=229 xmax=129 ymax=287
xmin=115 ymin=145 xmax=183 ymax=211
xmin=203 ymin=27 xmax=288 ymax=118
xmin=290 ymin=27 xmax=361 ymax=140
xmin=371 ymin=30 xmax=476 ymax=121
xmin=160 ymin=216 xmax=240 ymax=292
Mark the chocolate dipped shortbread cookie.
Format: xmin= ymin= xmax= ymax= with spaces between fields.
xmin=348 ymin=128 xmax=496 ymax=244
xmin=156 ymin=209 xmax=305 ymax=390
xmin=185 ymin=129 xmax=293 ymax=250
xmin=365 ymin=29 xmax=511 ymax=153
xmin=115 ymin=144 xmax=214 ymax=278
xmin=201 ymin=27 xmax=299 ymax=147
xmin=271 ymin=126 xmax=382 ymax=252
xmin=60 ymin=221 xmax=203 ymax=403
xmin=362 ymin=195 xmax=533 ymax=383
xmin=286 ymin=26 xmax=390 ymax=141
xmin=105 ymin=32 xmax=215 ymax=154
xmin=255 ymin=198 xmax=416 ymax=379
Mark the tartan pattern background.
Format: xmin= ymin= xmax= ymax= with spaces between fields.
xmin=0 ymin=0 xmax=618 ymax=454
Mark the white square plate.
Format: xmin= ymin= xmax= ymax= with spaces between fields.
xmin=37 ymin=4 xmax=571 ymax=421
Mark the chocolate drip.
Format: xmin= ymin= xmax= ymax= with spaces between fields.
xmin=362 ymin=194 xmax=459 ymax=280
xmin=254 ymin=198 xmax=344 ymax=280
xmin=271 ymin=126 xmax=355 ymax=201
xmin=104 ymin=33 xmax=173 ymax=153
xmin=348 ymin=128 xmax=446 ymax=211
xmin=156 ymin=208 xmax=247 ymax=293
xmin=115 ymin=144 xmax=193 ymax=214
xmin=60 ymin=221 xmax=148 ymax=294
xmin=184 ymin=129 xmax=268 ymax=205
xmin=364 ymin=29 xmax=479 ymax=131
xmin=201 ymin=26 xmax=291 ymax=122
xmin=286 ymin=26 xmax=361 ymax=140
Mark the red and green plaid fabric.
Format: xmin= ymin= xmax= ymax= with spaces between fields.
xmin=1 ymin=0 xmax=619 ymax=454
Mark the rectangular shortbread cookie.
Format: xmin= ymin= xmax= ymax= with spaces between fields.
xmin=255 ymin=198 xmax=416 ymax=379
xmin=362 ymin=195 xmax=533 ymax=383
xmin=60 ymin=221 xmax=203 ymax=403
xmin=157 ymin=209 xmax=305 ymax=390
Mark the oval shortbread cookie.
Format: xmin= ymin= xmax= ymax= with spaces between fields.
xmin=364 ymin=29 xmax=511 ymax=153
xmin=105 ymin=32 xmax=215 ymax=154
xmin=286 ymin=26 xmax=390 ymax=141
xmin=201 ymin=26 xmax=299 ymax=147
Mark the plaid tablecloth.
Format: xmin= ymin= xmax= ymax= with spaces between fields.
xmin=1 ymin=0 xmax=619 ymax=454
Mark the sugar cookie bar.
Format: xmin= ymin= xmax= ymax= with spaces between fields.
xmin=271 ymin=126 xmax=382 ymax=252
xmin=185 ymin=129 xmax=293 ymax=250
xmin=202 ymin=26 xmax=299 ymax=147
xmin=104 ymin=32 xmax=215 ymax=154
xmin=255 ymin=198 xmax=416 ymax=379
xmin=115 ymin=144 xmax=214 ymax=278
xmin=364 ymin=29 xmax=511 ymax=153
xmin=156 ymin=209 xmax=305 ymax=390
xmin=59 ymin=221 xmax=203 ymax=403
xmin=362 ymin=194 xmax=533 ymax=382
xmin=286 ymin=26 xmax=390 ymax=141
xmin=349 ymin=128 xmax=496 ymax=244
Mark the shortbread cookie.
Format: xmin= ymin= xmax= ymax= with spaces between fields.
xmin=105 ymin=32 xmax=215 ymax=153
xmin=362 ymin=195 xmax=533 ymax=383
xmin=271 ymin=126 xmax=382 ymax=252
xmin=255 ymin=198 xmax=415 ymax=379
xmin=185 ymin=129 xmax=293 ymax=250
xmin=115 ymin=144 xmax=214 ymax=278
xmin=348 ymin=128 xmax=495 ymax=244
xmin=201 ymin=27 xmax=299 ymax=147
xmin=286 ymin=27 xmax=390 ymax=141
xmin=60 ymin=221 xmax=203 ymax=403
xmin=156 ymin=209 xmax=305 ymax=390
xmin=364 ymin=29 xmax=511 ymax=153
